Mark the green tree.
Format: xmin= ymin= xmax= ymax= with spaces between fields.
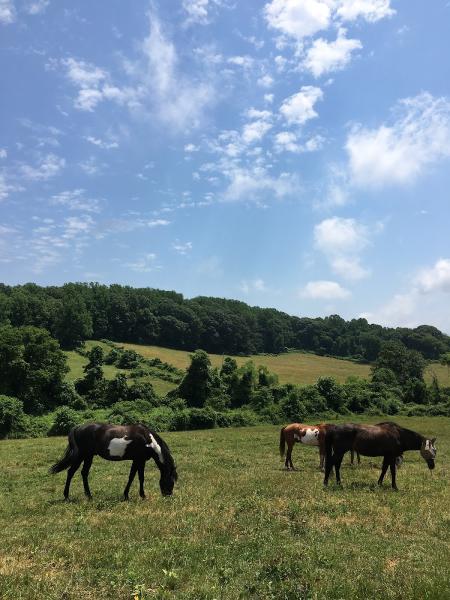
xmin=0 ymin=325 xmax=68 ymax=413
xmin=0 ymin=395 xmax=27 ymax=438
xmin=373 ymin=341 xmax=425 ymax=386
xmin=178 ymin=350 xmax=213 ymax=408
xmin=440 ymin=352 xmax=450 ymax=376
xmin=54 ymin=291 xmax=93 ymax=349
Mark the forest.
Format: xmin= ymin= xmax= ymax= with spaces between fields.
xmin=1 ymin=282 xmax=449 ymax=359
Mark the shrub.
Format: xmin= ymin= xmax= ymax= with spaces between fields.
xmin=58 ymin=381 xmax=87 ymax=410
xmin=116 ymin=349 xmax=141 ymax=369
xmin=145 ymin=407 xmax=176 ymax=432
xmin=228 ymin=408 xmax=259 ymax=427
xmin=48 ymin=406 xmax=80 ymax=436
xmin=280 ymin=391 xmax=306 ymax=422
xmin=108 ymin=400 xmax=154 ymax=425
xmin=186 ymin=407 xmax=217 ymax=430
xmin=0 ymin=395 xmax=27 ymax=439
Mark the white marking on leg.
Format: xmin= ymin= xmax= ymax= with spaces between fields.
xmin=146 ymin=434 xmax=164 ymax=463
xmin=300 ymin=428 xmax=320 ymax=446
xmin=108 ymin=436 xmax=132 ymax=458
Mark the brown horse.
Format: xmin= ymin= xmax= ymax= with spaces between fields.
xmin=323 ymin=421 xmax=436 ymax=490
xmin=279 ymin=423 xmax=360 ymax=471
xmin=279 ymin=423 xmax=327 ymax=470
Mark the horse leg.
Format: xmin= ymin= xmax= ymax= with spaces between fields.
xmin=64 ymin=458 xmax=82 ymax=500
xmin=137 ymin=461 xmax=146 ymax=499
xmin=123 ymin=461 xmax=138 ymax=500
xmin=334 ymin=453 xmax=345 ymax=485
xmin=319 ymin=449 xmax=325 ymax=472
xmin=350 ymin=449 xmax=354 ymax=465
xmin=357 ymin=452 xmax=361 ymax=465
xmin=285 ymin=442 xmax=294 ymax=470
xmin=389 ymin=458 xmax=398 ymax=491
xmin=378 ymin=457 xmax=389 ymax=486
xmin=81 ymin=455 xmax=93 ymax=500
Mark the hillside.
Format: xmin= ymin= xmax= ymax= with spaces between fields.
xmin=66 ymin=341 xmax=450 ymax=389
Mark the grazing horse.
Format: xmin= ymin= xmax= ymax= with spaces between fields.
xmin=50 ymin=423 xmax=178 ymax=500
xmin=280 ymin=423 xmax=327 ymax=470
xmin=279 ymin=423 xmax=360 ymax=471
xmin=323 ymin=421 xmax=436 ymax=490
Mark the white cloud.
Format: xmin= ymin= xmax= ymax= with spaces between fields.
xmin=257 ymin=74 xmax=274 ymax=88
xmin=264 ymin=0 xmax=332 ymax=41
xmin=280 ymin=86 xmax=323 ymax=125
xmin=50 ymin=189 xmax=102 ymax=213
xmin=85 ymin=136 xmax=118 ymax=149
xmin=223 ymin=166 xmax=299 ymax=202
xmin=0 ymin=149 xmax=7 ymax=158
xmin=346 ymin=92 xmax=450 ymax=188
xmin=300 ymin=280 xmax=350 ymax=299
xmin=275 ymin=131 xmax=325 ymax=153
xmin=21 ymin=153 xmax=65 ymax=180
xmin=240 ymin=278 xmax=267 ymax=294
xmin=242 ymin=119 xmax=273 ymax=144
xmin=184 ymin=143 xmax=199 ymax=152
xmin=183 ymin=0 xmax=209 ymax=24
xmin=335 ymin=0 xmax=395 ymax=23
xmin=303 ymin=29 xmax=362 ymax=77
xmin=172 ymin=240 xmax=193 ymax=255
xmin=25 ymin=0 xmax=50 ymax=15
xmin=363 ymin=258 xmax=450 ymax=331
xmin=0 ymin=174 xmax=23 ymax=201
xmin=314 ymin=216 xmax=372 ymax=280
xmin=0 ymin=0 xmax=15 ymax=24
xmin=124 ymin=253 xmax=160 ymax=273
xmin=79 ymin=156 xmax=101 ymax=176
xmin=415 ymin=258 xmax=450 ymax=294
xmin=264 ymin=0 xmax=394 ymax=42
xmin=228 ymin=55 xmax=254 ymax=69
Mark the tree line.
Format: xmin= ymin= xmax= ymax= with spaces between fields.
xmin=0 ymin=282 xmax=449 ymax=360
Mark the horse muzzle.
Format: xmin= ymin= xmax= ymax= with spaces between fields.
xmin=427 ymin=458 xmax=435 ymax=470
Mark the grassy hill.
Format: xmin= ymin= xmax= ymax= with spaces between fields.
xmin=65 ymin=341 xmax=450 ymax=392
xmin=1 ymin=417 xmax=448 ymax=599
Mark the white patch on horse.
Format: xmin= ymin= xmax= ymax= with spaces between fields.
xmin=300 ymin=428 xmax=320 ymax=446
xmin=146 ymin=434 xmax=164 ymax=463
xmin=294 ymin=433 xmax=301 ymax=441
xmin=108 ymin=436 xmax=132 ymax=458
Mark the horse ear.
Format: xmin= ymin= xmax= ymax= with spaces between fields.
xmin=431 ymin=437 xmax=437 ymax=445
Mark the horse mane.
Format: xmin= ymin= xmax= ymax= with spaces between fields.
xmin=376 ymin=421 xmax=424 ymax=448
xmin=150 ymin=429 xmax=178 ymax=480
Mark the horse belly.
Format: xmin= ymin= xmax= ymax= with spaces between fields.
xmin=299 ymin=428 xmax=320 ymax=446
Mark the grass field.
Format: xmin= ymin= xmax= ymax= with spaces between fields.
xmin=120 ymin=342 xmax=450 ymax=387
xmin=1 ymin=416 xmax=449 ymax=599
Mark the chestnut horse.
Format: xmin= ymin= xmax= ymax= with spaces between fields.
xmin=50 ymin=423 xmax=178 ymax=500
xmin=323 ymin=421 xmax=436 ymax=490
xmin=279 ymin=423 xmax=360 ymax=471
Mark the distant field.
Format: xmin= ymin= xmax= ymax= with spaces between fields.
xmin=121 ymin=342 xmax=372 ymax=384
xmin=0 ymin=416 xmax=448 ymax=599
xmin=65 ymin=341 xmax=450 ymax=392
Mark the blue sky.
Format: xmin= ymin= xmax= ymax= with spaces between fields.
xmin=1 ymin=0 xmax=450 ymax=331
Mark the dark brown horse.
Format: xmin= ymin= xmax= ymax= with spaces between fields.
xmin=50 ymin=423 xmax=178 ymax=500
xmin=280 ymin=423 xmax=360 ymax=471
xmin=323 ymin=421 xmax=436 ymax=490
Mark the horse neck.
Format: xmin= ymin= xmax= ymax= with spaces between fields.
xmin=400 ymin=429 xmax=424 ymax=451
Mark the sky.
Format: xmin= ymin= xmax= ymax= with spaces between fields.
xmin=1 ymin=0 xmax=450 ymax=332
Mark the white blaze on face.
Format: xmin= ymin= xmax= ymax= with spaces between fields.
xmin=299 ymin=428 xmax=320 ymax=446
xmin=108 ymin=436 xmax=132 ymax=458
xmin=146 ymin=434 xmax=164 ymax=463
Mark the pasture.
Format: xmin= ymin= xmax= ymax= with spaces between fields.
xmin=1 ymin=416 xmax=449 ymax=599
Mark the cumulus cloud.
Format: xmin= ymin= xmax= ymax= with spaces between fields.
xmin=264 ymin=0 xmax=394 ymax=42
xmin=264 ymin=0 xmax=332 ymax=41
xmin=0 ymin=0 xmax=15 ymax=24
xmin=183 ymin=0 xmax=210 ymax=24
xmin=314 ymin=216 xmax=372 ymax=280
xmin=223 ymin=166 xmax=299 ymax=202
xmin=363 ymin=258 xmax=450 ymax=331
xmin=25 ymin=0 xmax=50 ymax=15
xmin=300 ymin=280 xmax=350 ymax=299
xmin=50 ymin=189 xmax=102 ymax=213
xmin=280 ymin=86 xmax=323 ymax=125
xmin=303 ymin=29 xmax=362 ymax=77
xmin=346 ymin=92 xmax=450 ymax=188
xmin=275 ymin=131 xmax=325 ymax=153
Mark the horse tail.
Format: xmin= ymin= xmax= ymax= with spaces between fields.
xmin=50 ymin=427 xmax=79 ymax=474
xmin=279 ymin=426 xmax=286 ymax=458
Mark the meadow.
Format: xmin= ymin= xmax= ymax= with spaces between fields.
xmin=67 ymin=340 xmax=450 ymax=389
xmin=1 ymin=416 xmax=449 ymax=599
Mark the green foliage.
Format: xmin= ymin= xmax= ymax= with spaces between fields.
xmin=178 ymin=349 xmax=214 ymax=408
xmin=373 ymin=340 xmax=425 ymax=386
xmin=53 ymin=287 xmax=93 ymax=349
xmin=0 ymin=395 xmax=27 ymax=438
xmin=116 ymin=349 xmax=141 ymax=369
xmin=316 ymin=376 xmax=347 ymax=412
xmin=48 ymin=406 xmax=80 ymax=436
xmin=0 ymin=325 xmax=68 ymax=414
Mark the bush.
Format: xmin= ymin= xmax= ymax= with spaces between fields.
xmin=108 ymin=400 xmax=154 ymax=425
xmin=186 ymin=407 xmax=218 ymax=430
xmin=58 ymin=381 xmax=87 ymax=410
xmin=280 ymin=391 xmax=306 ymax=422
xmin=116 ymin=349 xmax=141 ymax=369
xmin=228 ymin=408 xmax=260 ymax=427
xmin=145 ymin=407 xmax=176 ymax=432
xmin=48 ymin=406 xmax=80 ymax=436
xmin=0 ymin=395 xmax=27 ymax=438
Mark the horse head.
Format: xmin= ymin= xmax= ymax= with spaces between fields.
xmin=420 ymin=438 xmax=437 ymax=470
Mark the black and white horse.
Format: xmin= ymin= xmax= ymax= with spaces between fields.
xmin=50 ymin=423 xmax=178 ymax=500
